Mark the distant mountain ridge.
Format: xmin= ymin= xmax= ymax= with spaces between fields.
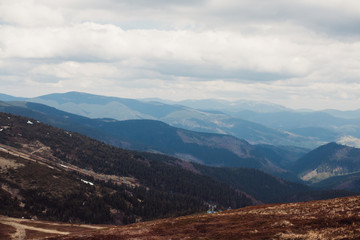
xmin=0 ymin=101 xmax=306 ymax=180
xmin=4 ymin=100 xmax=360 ymax=191
xmin=145 ymin=96 xmax=360 ymax=148
xmin=323 ymin=109 xmax=360 ymax=119
xmin=173 ymin=98 xmax=289 ymax=113
xmin=0 ymin=91 xmax=319 ymax=148
xmin=22 ymin=92 xmax=360 ymax=148
xmin=0 ymin=93 xmax=26 ymax=102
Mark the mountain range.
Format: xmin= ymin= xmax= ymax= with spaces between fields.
xmin=6 ymin=91 xmax=359 ymax=148
xmin=2 ymin=111 xmax=352 ymax=226
xmin=0 ymin=92 xmax=324 ymax=148
xmin=1 ymin=91 xmax=360 ymax=187
xmin=160 ymin=97 xmax=360 ymax=148
xmin=0 ymin=100 xmax=306 ymax=181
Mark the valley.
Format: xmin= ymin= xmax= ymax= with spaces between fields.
xmin=0 ymin=100 xmax=307 ymax=180
xmin=2 ymin=97 xmax=360 ymax=187
xmin=2 ymin=0 xmax=360 ymax=238
xmin=0 ymin=112 xmax=356 ymax=227
xmin=1 ymin=93 xmax=360 ymax=239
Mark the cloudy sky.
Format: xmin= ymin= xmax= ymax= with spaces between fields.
xmin=1 ymin=0 xmax=360 ymax=110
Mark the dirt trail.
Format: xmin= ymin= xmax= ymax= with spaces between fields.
xmin=30 ymin=146 xmax=49 ymax=155
xmin=0 ymin=216 xmax=69 ymax=240
xmin=4 ymin=221 xmax=25 ymax=240
xmin=38 ymin=221 xmax=104 ymax=230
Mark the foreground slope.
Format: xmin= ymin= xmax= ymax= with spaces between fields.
xmin=2 ymin=196 xmax=360 ymax=240
xmin=41 ymin=196 xmax=360 ymax=240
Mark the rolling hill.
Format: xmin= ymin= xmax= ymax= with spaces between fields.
xmin=153 ymin=98 xmax=360 ymax=148
xmin=227 ymin=110 xmax=360 ymax=147
xmin=1 ymin=112 xmax=354 ymax=226
xmin=293 ymin=142 xmax=360 ymax=187
xmin=0 ymin=101 xmax=307 ymax=180
xmin=3 ymin=92 xmax=360 ymax=148
xmin=0 ymin=112 xmax=254 ymax=224
xmin=145 ymin=97 xmax=360 ymax=148
xmin=1 ymin=91 xmax=318 ymax=148
xmin=3 ymin=100 xmax=360 ymax=192
xmin=312 ymin=172 xmax=360 ymax=193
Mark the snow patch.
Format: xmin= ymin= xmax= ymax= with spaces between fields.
xmin=65 ymin=131 xmax=72 ymax=137
xmin=81 ymin=179 xmax=94 ymax=186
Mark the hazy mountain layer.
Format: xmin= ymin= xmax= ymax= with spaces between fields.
xmin=224 ymin=110 xmax=360 ymax=148
xmin=12 ymin=91 xmax=317 ymax=148
xmin=0 ymin=101 xmax=307 ymax=180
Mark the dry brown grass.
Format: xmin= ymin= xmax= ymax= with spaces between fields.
xmin=2 ymin=194 xmax=360 ymax=240
xmin=40 ymin=195 xmax=360 ymax=240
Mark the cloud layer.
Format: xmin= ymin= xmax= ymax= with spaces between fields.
xmin=1 ymin=0 xmax=360 ymax=110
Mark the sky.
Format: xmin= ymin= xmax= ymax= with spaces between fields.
xmin=1 ymin=0 xmax=360 ymax=110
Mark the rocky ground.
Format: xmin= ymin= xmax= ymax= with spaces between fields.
xmin=1 ymin=195 xmax=360 ymax=240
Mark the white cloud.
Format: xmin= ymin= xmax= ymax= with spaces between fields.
xmin=30 ymin=61 xmax=121 ymax=79
xmin=0 ymin=23 xmax=315 ymax=75
xmin=0 ymin=0 xmax=65 ymax=27
xmin=337 ymin=136 xmax=360 ymax=148
xmin=0 ymin=0 xmax=360 ymax=110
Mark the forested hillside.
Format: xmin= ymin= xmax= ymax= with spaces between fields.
xmin=0 ymin=101 xmax=307 ymax=180
xmin=0 ymin=112 xmax=252 ymax=224
xmin=293 ymin=142 xmax=360 ymax=183
xmin=0 ymin=112 xmax=355 ymax=225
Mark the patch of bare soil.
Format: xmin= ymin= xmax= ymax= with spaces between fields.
xmin=0 ymin=157 xmax=24 ymax=172
xmin=49 ymin=195 xmax=360 ymax=240
xmin=0 ymin=216 xmax=109 ymax=240
xmin=0 ymin=223 xmax=16 ymax=240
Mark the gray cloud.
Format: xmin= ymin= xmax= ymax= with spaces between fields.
xmin=0 ymin=0 xmax=359 ymax=110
